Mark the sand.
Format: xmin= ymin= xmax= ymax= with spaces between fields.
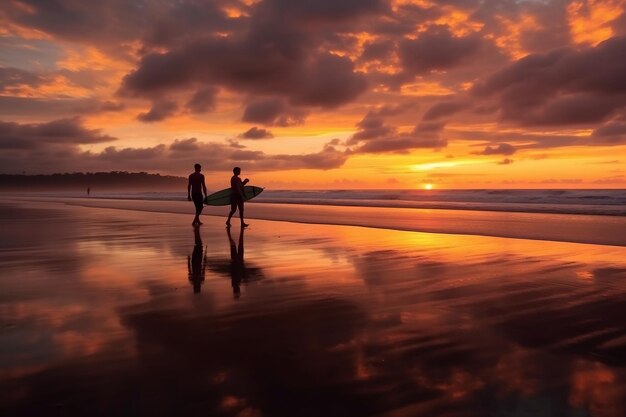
xmin=1 ymin=198 xmax=626 ymax=416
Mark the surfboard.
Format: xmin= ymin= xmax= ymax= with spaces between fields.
xmin=203 ymin=186 xmax=264 ymax=206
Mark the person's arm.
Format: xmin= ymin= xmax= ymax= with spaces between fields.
xmin=187 ymin=176 xmax=192 ymax=201
xmin=236 ymin=177 xmax=245 ymax=197
xmin=202 ymin=175 xmax=207 ymax=197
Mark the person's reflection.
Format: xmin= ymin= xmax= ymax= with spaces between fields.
xmin=188 ymin=225 xmax=206 ymax=293
xmin=227 ymin=227 xmax=245 ymax=299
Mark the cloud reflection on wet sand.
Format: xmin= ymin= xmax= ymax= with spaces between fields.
xmin=1 ymin=200 xmax=626 ymax=416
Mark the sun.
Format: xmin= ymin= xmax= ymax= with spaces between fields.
xmin=424 ymin=183 xmax=433 ymax=190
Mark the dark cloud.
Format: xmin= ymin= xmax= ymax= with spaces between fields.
xmin=614 ymin=9 xmax=626 ymax=36
xmin=471 ymin=0 xmax=570 ymax=54
xmin=0 ymin=66 xmax=45 ymax=91
xmin=259 ymin=0 xmax=390 ymax=23
xmin=474 ymin=143 xmax=516 ymax=156
xmin=359 ymin=39 xmax=395 ymax=62
xmin=348 ymin=106 xmax=446 ymax=153
xmin=414 ymin=121 xmax=445 ymax=133
xmin=0 ymin=118 xmax=116 ymax=150
xmin=289 ymin=54 xmax=367 ymax=107
xmin=98 ymin=144 xmax=167 ymax=162
xmin=422 ymin=100 xmax=468 ymax=120
xmin=351 ymin=134 xmax=446 ymax=154
xmin=2 ymin=0 xmax=235 ymax=59
xmin=265 ymin=142 xmax=347 ymax=170
xmin=591 ymin=117 xmax=626 ymax=144
xmin=372 ymin=3 xmax=443 ymax=37
xmin=399 ymin=25 xmax=482 ymax=75
xmin=472 ymin=36 xmax=626 ymax=126
xmin=137 ymin=100 xmax=178 ymax=122
xmin=169 ymin=138 xmax=200 ymax=152
xmin=348 ymin=104 xmax=417 ymax=144
xmin=120 ymin=25 xmax=367 ymax=107
xmin=120 ymin=0 xmax=370 ymax=108
xmin=143 ymin=1 xmax=235 ymax=48
xmin=350 ymin=112 xmax=394 ymax=142
xmin=239 ymin=127 xmax=274 ymax=139
xmin=498 ymin=158 xmax=514 ymax=165
xmin=185 ymin=87 xmax=218 ymax=113
xmin=242 ymin=98 xmax=307 ymax=126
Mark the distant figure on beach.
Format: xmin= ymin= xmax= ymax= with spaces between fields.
xmin=226 ymin=166 xmax=249 ymax=228
xmin=188 ymin=163 xmax=207 ymax=226
xmin=188 ymin=226 xmax=206 ymax=293
xmin=87 ymin=187 xmax=90 ymax=196
xmin=227 ymin=226 xmax=245 ymax=298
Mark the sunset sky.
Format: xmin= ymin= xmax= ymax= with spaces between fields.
xmin=1 ymin=0 xmax=625 ymax=189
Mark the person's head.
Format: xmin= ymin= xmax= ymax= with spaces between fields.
xmin=194 ymin=163 xmax=201 ymax=172
xmin=233 ymin=166 xmax=241 ymax=175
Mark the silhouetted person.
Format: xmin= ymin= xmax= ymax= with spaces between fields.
xmin=226 ymin=166 xmax=249 ymax=228
xmin=188 ymin=226 xmax=206 ymax=293
xmin=188 ymin=163 xmax=207 ymax=226
xmin=227 ymin=226 xmax=245 ymax=298
xmin=87 ymin=187 xmax=90 ymax=196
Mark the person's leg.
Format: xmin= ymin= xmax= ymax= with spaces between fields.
xmin=192 ymin=204 xmax=199 ymax=225
xmin=238 ymin=201 xmax=248 ymax=227
xmin=193 ymin=195 xmax=204 ymax=225
xmin=226 ymin=201 xmax=236 ymax=227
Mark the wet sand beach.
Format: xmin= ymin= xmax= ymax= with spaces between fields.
xmin=1 ymin=199 xmax=626 ymax=416
xmin=13 ymin=196 xmax=626 ymax=246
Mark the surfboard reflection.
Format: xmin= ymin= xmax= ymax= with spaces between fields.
xmin=188 ymin=226 xmax=207 ymax=293
xmin=206 ymin=227 xmax=264 ymax=298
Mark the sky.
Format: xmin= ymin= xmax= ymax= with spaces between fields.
xmin=1 ymin=0 xmax=626 ymax=189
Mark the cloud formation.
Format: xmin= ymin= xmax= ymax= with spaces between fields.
xmin=137 ymin=100 xmax=178 ymax=122
xmin=474 ymin=143 xmax=516 ymax=156
xmin=0 ymin=118 xmax=116 ymax=150
xmin=239 ymin=127 xmax=274 ymax=139
xmin=399 ymin=26 xmax=483 ymax=76
xmin=348 ymin=107 xmax=447 ymax=154
xmin=242 ymin=98 xmax=308 ymax=126
xmin=1 ymin=0 xmax=626 ymax=183
xmin=0 ymin=119 xmax=346 ymax=174
xmin=472 ymin=36 xmax=626 ymax=126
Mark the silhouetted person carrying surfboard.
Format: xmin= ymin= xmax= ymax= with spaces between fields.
xmin=188 ymin=163 xmax=207 ymax=226
xmin=226 ymin=166 xmax=249 ymax=228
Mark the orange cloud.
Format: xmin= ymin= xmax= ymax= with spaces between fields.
xmin=568 ymin=0 xmax=625 ymax=46
xmin=491 ymin=14 xmax=541 ymax=59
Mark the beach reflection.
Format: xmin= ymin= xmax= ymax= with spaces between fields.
xmin=2 ymin=200 xmax=626 ymax=416
xmin=228 ymin=227 xmax=244 ymax=297
xmin=188 ymin=226 xmax=206 ymax=293
xmin=205 ymin=226 xmax=264 ymax=299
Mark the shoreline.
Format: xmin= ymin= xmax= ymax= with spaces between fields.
xmin=6 ymin=196 xmax=626 ymax=247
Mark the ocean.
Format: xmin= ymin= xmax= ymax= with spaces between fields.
xmin=32 ymin=189 xmax=626 ymax=216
